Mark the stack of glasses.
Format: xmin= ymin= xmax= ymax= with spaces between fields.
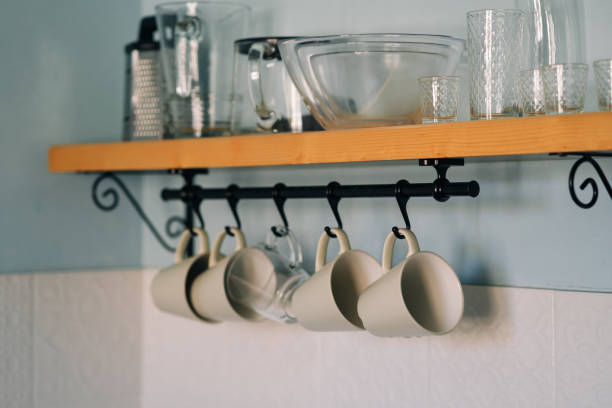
xmin=418 ymin=2 xmax=612 ymax=123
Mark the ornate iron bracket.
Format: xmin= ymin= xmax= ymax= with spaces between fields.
xmin=92 ymin=170 xmax=207 ymax=253
xmin=563 ymin=153 xmax=612 ymax=209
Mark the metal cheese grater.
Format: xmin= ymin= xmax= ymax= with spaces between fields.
xmin=123 ymin=16 xmax=169 ymax=140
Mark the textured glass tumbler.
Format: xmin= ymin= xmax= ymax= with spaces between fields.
xmin=594 ymin=59 xmax=612 ymax=111
xmin=467 ymin=9 xmax=525 ymax=120
xmin=519 ymin=69 xmax=545 ymax=116
xmin=418 ymin=76 xmax=459 ymax=123
xmin=543 ymin=63 xmax=588 ymax=114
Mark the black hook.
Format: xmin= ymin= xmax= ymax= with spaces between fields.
xmin=180 ymin=174 xmax=205 ymax=234
xmin=164 ymin=185 xmax=204 ymax=239
xmin=184 ymin=198 xmax=205 ymax=232
xmin=324 ymin=181 xmax=342 ymax=238
xmin=271 ymin=183 xmax=289 ymax=237
xmin=193 ymin=200 xmax=205 ymax=230
xmin=225 ymin=184 xmax=241 ymax=236
xmin=393 ymin=179 xmax=411 ymax=239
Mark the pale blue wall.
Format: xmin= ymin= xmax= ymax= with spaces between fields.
xmin=0 ymin=0 xmax=143 ymax=272
xmin=4 ymin=0 xmax=608 ymax=288
xmin=139 ymin=0 xmax=612 ymax=292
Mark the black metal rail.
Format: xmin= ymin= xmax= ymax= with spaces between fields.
xmin=92 ymin=159 xmax=480 ymax=253
xmin=160 ymin=181 xmax=479 ymax=201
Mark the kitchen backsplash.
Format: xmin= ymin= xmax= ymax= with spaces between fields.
xmin=3 ymin=268 xmax=612 ymax=407
xmin=142 ymin=267 xmax=612 ymax=407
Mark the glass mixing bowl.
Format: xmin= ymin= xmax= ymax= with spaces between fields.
xmin=279 ymin=34 xmax=465 ymax=129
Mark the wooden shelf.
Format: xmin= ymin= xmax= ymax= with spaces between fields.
xmin=48 ymin=112 xmax=612 ymax=173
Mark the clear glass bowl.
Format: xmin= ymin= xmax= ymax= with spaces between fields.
xmin=279 ymin=34 xmax=465 ymax=129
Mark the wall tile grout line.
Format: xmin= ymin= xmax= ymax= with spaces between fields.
xmin=32 ymin=275 xmax=38 ymax=408
xmin=552 ymin=291 xmax=556 ymax=408
xmin=139 ymin=269 xmax=154 ymax=408
xmin=427 ymin=335 xmax=432 ymax=407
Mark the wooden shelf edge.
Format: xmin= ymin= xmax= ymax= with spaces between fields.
xmin=48 ymin=112 xmax=612 ymax=173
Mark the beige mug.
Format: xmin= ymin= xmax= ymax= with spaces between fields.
xmin=190 ymin=227 xmax=263 ymax=322
xmin=357 ymin=228 xmax=464 ymax=338
xmin=150 ymin=228 xmax=215 ymax=321
xmin=290 ymin=228 xmax=383 ymax=331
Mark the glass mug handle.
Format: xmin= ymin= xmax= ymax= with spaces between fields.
xmin=174 ymin=14 xmax=201 ymax=97
xmin=266 ymin=226 xmax=303 ymax=268
xmin=247 ymin=42 xmax=277 ymax=130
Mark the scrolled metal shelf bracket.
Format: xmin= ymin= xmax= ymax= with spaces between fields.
xmin=92 ymin=172 xmax=201 ymax=252
xmin=566 ymin=154 xmax=612 ymax=209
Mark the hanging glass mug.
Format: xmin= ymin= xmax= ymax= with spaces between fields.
xmin=155 ymin=2 xmax=250 ymax=138
xmin=230 ymin=37 xmax=322 ymax=134
xmin=225 ymin=226 xmax=310 ymax=323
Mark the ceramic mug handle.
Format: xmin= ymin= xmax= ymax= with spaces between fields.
xmin=209 ymin=227 xmax=246 ymax=267
xmin=315 ymin=228 xmax=351 ymax=271
xmin=382 ymin=228 xmax=420 ymax=273
xmin=174 ymin=227 xmax=209 ymax=263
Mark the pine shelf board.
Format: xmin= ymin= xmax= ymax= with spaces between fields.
xmin=48 ymin=112 xmax=612 ymax=173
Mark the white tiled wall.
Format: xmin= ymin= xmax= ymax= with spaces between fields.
xmin=429 ymin=286 xmax=554 ymax=407
xmin=555 ymin=291 xmax=612 ymax=408
xmin=2 ymin=269 xmax=612 ymax=407
xmin=0 ymin=270 xmax=143 ymax=408
xmin=0 ymin=274 xmax=33 ymax=408
xmin=141 ymin=269 xmax=612 ymax=408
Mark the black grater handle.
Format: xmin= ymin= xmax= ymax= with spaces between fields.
xmin=138 ymin=16 xmax=157 ymax=44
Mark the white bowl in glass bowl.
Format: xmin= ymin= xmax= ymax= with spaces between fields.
xmin=278 ymin=34 xmax=465 ymax=129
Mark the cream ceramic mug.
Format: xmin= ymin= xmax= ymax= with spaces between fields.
xmin=290 ymin=228 xmax=383 ymax=331
xmin=190 ymin=227 xmax=263 ymax=322
xmin=150 ymin=228 xmax=215 ymax=321
xmin=357 ymin=228 xmax=464 ymax=338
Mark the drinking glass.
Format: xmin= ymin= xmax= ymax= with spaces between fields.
xmin=542 ymin=63 xmax=588 ymax=114
xmin=156 ymin=2 xmax=250 ymax=138
xmin=418 ymin=76 xmax=460 ymax=123
xmin=467 ymin=9 xmax=525 ymax=120
xmin=594 ymin=59 xmax=612 ymax=112
xmin=519 ymin=69 xmax=545 ymax=116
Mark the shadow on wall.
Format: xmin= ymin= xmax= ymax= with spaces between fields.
xmin=456 ymin=285 xmax=507 ymax=343
xmin=455 ymin=243 xmax=495 ymax=286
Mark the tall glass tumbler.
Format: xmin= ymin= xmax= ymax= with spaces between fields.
xmin=467 ymin=9 xmax=525 ymax=120
xmin=156 ymin=2 xmax=250 ymax=138
xmin=594 ymin=59 xmax=612 ymax=112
